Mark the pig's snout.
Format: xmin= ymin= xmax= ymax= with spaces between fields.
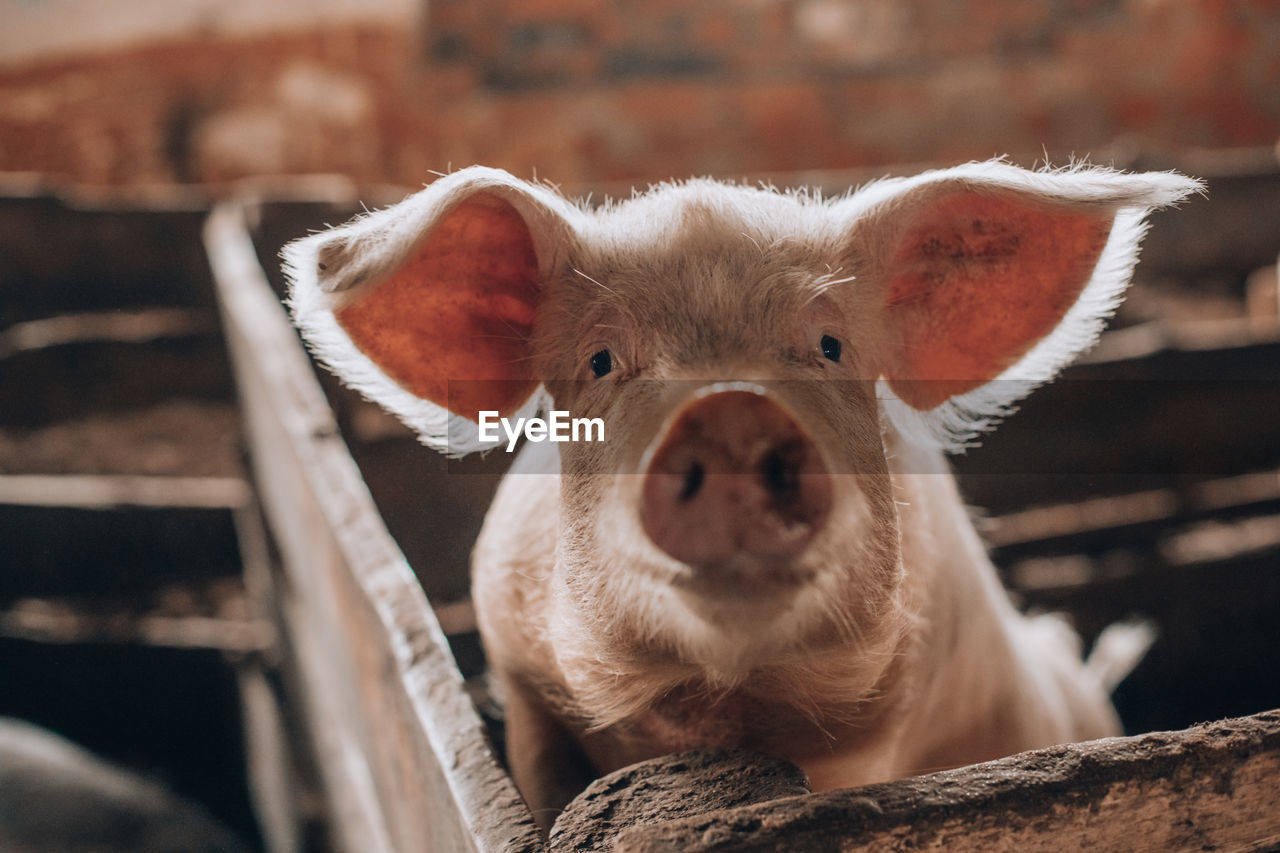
xmin=640 ymin=387 xmax=832 ymax=574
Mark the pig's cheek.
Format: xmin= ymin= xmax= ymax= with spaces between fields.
xmin=821 ymin=473 xmax=874 ymax=531
xmin=828 ymin=474 xmax=904 ymax=596
xmin=558 ymin=471 xmax=663 ymax=575
xmin=601 ymin=478 xmax=675 ymax=566
xmin=807 ymin=475 xmax=896 ymax=586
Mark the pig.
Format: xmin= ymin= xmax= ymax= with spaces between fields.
xmin=0 ymin=718 xmax=250 ymax=853
xmin=285 ymin=160 xmax=1201 ymax=831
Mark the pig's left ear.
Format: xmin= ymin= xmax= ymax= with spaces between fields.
xmin=844 ymin=161 xmax=1201 ymax=414
xmin=285 ymin=167 xmax=580 ymax=454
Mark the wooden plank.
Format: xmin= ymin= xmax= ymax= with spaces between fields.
xmin=0 ymin=598 xmax=271 ymax=653
xmin=0 ymin=474 xmax=250 ymax=509
xmin=983 ymin=470 xmax=1280 ymax=558
xmin=0 ymin=335 xmax=234 ymax=429
xmin=239 ymin=663 xmax=306 ymax=853
xmin=619 ymin=711 xmax=1280 ymax=853
xmin=1138 ymin=166 xmax=1280 ymax=276
xmin=205 ymin=202 xmax=544 ymax=853
xmin=953 ymin=336 xmax=1280 ymax=515
xmin=0 ymin=194 xmax=213 ymax=326
xmin=1014 ymin=547 xmax=1280 ymax=737
xmin=231 ymin=497 xmax=312 ymax=853
xmin=0 ymin=502 xmax=244 ymax=605
xmin=0 ymin=308 xmax=212 ymax=355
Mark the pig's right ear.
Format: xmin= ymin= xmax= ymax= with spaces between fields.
xmin=284 ymin=168 xmax=579 ymax=454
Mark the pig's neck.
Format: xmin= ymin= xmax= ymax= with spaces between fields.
xmin=884 ymin=433 xmax=1064 ymax=779
xmin=569 ymin=620 xmax=916 ymax=779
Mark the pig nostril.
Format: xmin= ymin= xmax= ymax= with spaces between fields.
xmin=760 ymin=446 xmax=799 ymax=499
xmin=641 ymin=392 xmax=832 ymax=569
xmin=679 ymin=462 xmax=705 ymax=501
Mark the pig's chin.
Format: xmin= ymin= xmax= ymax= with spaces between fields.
xmin=645 ymin=571 xmax=841 ymax=681
xmin=670 ymin=553 xmax=817 ymax=603
xmin=661 ymin=554 xmax=835 ymax=653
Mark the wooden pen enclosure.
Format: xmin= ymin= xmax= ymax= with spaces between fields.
xmin=151 ymin=154 xmax=1280 ymax=850
xmin=206 ymin=195 xmax=541 ymax=853
xmin=0 ymin=186 xmax=267 ymax=847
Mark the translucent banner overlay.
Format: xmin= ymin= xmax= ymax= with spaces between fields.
xmin=443 ymin=378 xmax=1280 ymax=477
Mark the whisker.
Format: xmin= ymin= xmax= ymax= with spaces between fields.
xmin=491 ymin=354 xmax=541 ymax=367
xmin=574 ymin=268 xmax=619 ymax=296
xmin=471 ymin=333 xmax=530 ymax=342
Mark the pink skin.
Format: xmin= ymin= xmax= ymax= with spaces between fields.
xmin=286 ymin=161 xmax=1201 ymax=835
xmin=640 ymin=385 xmax=832 ymax=590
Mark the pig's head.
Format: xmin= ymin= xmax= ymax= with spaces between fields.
xmin=286 ymin=162 xmax=1198 ymax=716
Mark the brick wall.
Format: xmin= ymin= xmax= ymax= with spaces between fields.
xmin=0 ymin=0 xmax=1276 ymax=190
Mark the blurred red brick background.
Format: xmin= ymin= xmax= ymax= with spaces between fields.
xmin=0 ymin=0 xmax=1277 ymax=190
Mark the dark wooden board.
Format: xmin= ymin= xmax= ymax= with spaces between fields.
xmin=620 ymin=711 xmax=1280 ymax=853
xmin=207 ymin=202 xmax=545 ymax=853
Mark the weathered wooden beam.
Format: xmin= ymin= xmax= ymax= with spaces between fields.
xmin=206 ymin=202 xmax=545 ymax=853
xmin=0 ymin=336 xmax=234 ymax=429
xmin=1014 ymin=546 xmax=1280 ymax=738
xmin=0 ymin=198 xmax=214 ymax=329
xmin=618 ymin=711 xmax=1280 ymax=853
xmin=0 ymin=474 xmax=250 ymax=509
xmin=0 ymin=500 xmax=245 ymax=606
xmin=0 ymin=308 xmax=212 ymax=356
xmin=551 ymin=750 xmax=810 ymax=853
xmin=0 ymin=597 xmax=271 ymax=653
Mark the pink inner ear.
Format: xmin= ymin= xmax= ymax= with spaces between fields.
xmin=335 ymin=195 xmax=541 ymax=421
xmin=883 ymin=193 xmax=1112 ymax=410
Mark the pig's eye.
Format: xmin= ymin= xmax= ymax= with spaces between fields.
xmin=820 ymin=335 xmax=842 ymax=363
xmin=590 ymin=349 xmax=613 ymax=378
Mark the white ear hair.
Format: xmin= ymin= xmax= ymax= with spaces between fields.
xmin=283 ymin=167 xmax=581 ymax=456
xmin=845 ymin=160 xmax=1202 ymax=450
